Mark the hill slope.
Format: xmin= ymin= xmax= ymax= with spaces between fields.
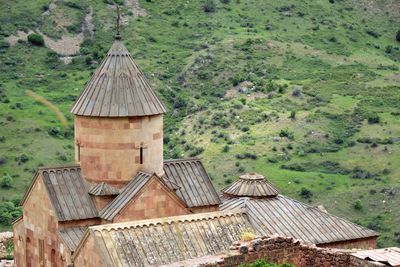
xmin=0 ymin=0 xmax=399 ymax=247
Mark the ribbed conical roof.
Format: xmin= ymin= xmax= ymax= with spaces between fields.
xmin=223 ymin=172 xmax=278 ymax=198
xmin=71 ymin=39 xmax=166 ymax=117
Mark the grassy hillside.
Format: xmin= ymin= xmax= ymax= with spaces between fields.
xmin=0 ymin=0 xmax=399 ymax=247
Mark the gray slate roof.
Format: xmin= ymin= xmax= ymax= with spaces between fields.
xmin=222 ymin=172 xmax=278 ymax=198
xmin=352 ymin=247 xmax=400 ymax=266
xmin=163 ymin=159 xmax=221 ymax=208
xmin=84 ymin=210 xmax=250 ymax=266
xmin=220 ymin=196 xmax=378 ymax=245
xmin=58 ymin=226 xmax=88 ymax=252
xmin=40 ymin=166 xmax=98 ymax=221
xmin=89 ymin=182 xmax=120 ymax=196
xmin=71 ymin=39 xmax=166 ymax=117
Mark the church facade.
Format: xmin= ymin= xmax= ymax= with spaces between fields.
xmin=13 ymin=37 xmax=378 ymax=267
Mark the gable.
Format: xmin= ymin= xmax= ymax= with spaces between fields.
xmin=21 ymin=173 xmax=56 ymax=225
xmin=113 ymin=177 xmax=190 ymax=223
xmin=100 ymin=172 xmax=189 ymax=222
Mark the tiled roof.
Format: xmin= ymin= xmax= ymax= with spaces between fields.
xmin=163 ymin=159 xmax=221 ymax=207
xmin=222 ymin=173 xmax=278 ymax=198
xmin=40 ymin=166 xmax=98 ymax=221
xmin=82 ymin=210 xmax=250 ymax=266
xmin=352 ymin=247 xmax=400 ymax=266
xmin=220 ymin=196 xmax=378 ymax=245
xmin=58 ymin=226 xmax=88 ymax=252
xmin=89 ymin=182 xmax=120 ymax=196
xmin=99 ymin=172 xmax=184 ymax=221
xmin=71 ymin=39 xmax=166 ymax=117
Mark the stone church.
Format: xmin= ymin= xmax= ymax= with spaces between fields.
xmin=12 ymin=35 xmax=378 ymax=267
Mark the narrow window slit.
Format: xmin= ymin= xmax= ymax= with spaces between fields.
xmin=140 ymin=146 xmax=143 ymax=164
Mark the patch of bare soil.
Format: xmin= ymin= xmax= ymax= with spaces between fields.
xmin=83 ymin=6 xmax=95 ymax=39
xmin=42 ymin=32 xmax=84 ymax=56
xmin=126 ymin=0 xmax=147 ymax=17
xmin=351 ymin=0 xmax=400 ymax=18
xmin=41 ymin=2 xmax=57 ymax=16
xmin=5 ymin=6 xmax=95 ymax=57
xmin=4 ymin=30 xmax=33 ymax=46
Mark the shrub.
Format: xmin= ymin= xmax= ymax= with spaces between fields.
xmin=366 ymin=29 xmax=381 ymax=38
xmin=27 ymin=33 xmax=44 ymax=46
xmin=397 ymin=30 xmax=400 ymax=42
xmin=1 ymin=173 xmax=12 ymax=188
xmin=367 ymin=115 xmax=380 ymax=124
xmin=222 ymin=145 xmax=230 ymax=153
xmin=65 ymin=1 xmax=83 ymax=9
xmin=292 ymin=86 xmax=302 ymax=97
xmin=279 ymin=129 xmax=294 ymax=140
xmin=281 ymin=163 xmax=306 ymax=172
xmin=15 ymin=154 xmax=29 ymax=165
xmin=203 ymin=0 xmax=216 ymax=12
xmin=299 ymin=187 xmax=313 ymax=199
xmin=353 ymin=199 xmax=363 ymax=210
xmin=289 ymin=111 xmax=296 ymax=120
xmin=240 ymin=228 xmax=256 ymax=241
xmin=0 ymin=201 xmax=22 ymax=225
xmin=189 ymin=146 xmax=204 ymax=157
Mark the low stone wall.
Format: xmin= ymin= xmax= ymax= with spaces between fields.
xmin=198 ymin=236 xmax=382 ymax=267
xmin=0 ymin=232 xmax=13 ymax=259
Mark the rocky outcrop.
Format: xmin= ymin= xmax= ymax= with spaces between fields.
xmin=0 ymin=232 xmax=13 ymax=259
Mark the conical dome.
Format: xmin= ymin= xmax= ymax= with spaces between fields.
xmin=71 ymin=39 xmax=166 ymax=117
xmin=223 ymin=172 xmax=278 ymax=198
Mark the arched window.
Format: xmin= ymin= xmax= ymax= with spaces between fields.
xmin=51 ymin=249 xmax=57 ymax=267
xmin=25 ymin=237 xmax=31 ymax=267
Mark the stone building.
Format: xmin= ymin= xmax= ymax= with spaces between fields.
xmin=13 ymin=36 xmax=379 ymax=267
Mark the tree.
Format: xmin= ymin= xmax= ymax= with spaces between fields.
xmin=27 ymin=33 xmax=45 ymax=46
xmin=396 ymin=30 xmax=400 ymax=42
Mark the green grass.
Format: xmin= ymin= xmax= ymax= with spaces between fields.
xmin=0 ymin=0 xmax=399 ymax=247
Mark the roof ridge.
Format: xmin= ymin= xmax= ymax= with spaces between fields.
xmin=38 ymin=164 xmax=80 ymax=171
xmin=93 ymin=209 xmax=247 ymax=232
xmin=164 ymin=157 xmax=201 ymax=163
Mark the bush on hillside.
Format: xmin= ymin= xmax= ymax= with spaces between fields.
xmin=203 ymin=0 xmax=216 ymax=12
xmin=299 ymin=187 xmax=313 ymax=199
xmin=367 ymin=114 xmax=380 ymax=124
xmin=27 ymin=33 xmax=44 ymax=46
xmin=396 ymin=30 xmax=400 ymax=42
xmin=1 ymin=173 xmax=12 ymax=188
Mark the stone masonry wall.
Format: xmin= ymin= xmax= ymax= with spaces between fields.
xmin=75 ymin=114 xmax=164 ymax=186
xmin=198 ymin=236 xmax=382 ymax=267
xmin=13 ymin=177 xmax=67 ymax=267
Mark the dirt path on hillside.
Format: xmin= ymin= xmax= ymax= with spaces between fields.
xmin=5 ymin=5 xmax=95 ymax=57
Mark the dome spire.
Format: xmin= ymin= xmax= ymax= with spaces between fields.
xmin=115 ymin=5 xmax=121 ymax=40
